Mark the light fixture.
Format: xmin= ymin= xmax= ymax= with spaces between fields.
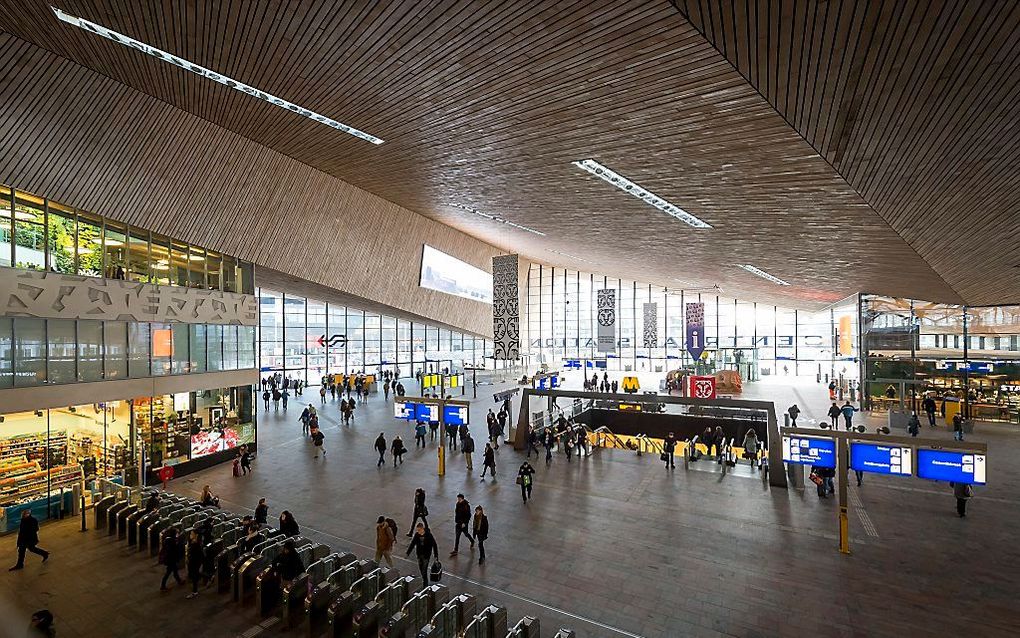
xmin=189 ymin=255 xmax=205 ymax=261
xmin=445 ymin=203 xmax=545 ymax=236
xmin=51 ymin=6 xmax=384 ymax=145
xmin=546 ymin=249 xmax=595 ymax=264
xmin=737 ymin=264 xmax=789 ymax=286
xmin=572 ymin=159 xmax=712 ymax=229
xmin=93 ymin=237 xmax=124 ymax=247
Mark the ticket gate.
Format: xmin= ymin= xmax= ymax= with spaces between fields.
xmin=255 ymin=541 xmax=320 ymax=618
xmin=234 ymin=537 xmax=297 ymax=603
xmin=507 ymin=617 xmax=540 ymax=638
xmin=93 ymin=494 xmax=118 ymax=530
xmin=380 ymin=585 xmax=449 ymax=638
xmin=137 ymin=499 xmax=187 ymax=551
xmin=418 ymin=594 xmax=476 ymax=637
xmin=114 ymin=503 xmax=140 ymax=540
xmin=305 ymin=554 xmax=361 ymax=637
xmin=352 ymin=575 xmax=414 ymax=636
xmin=152 ymin=506 xmax=200 ymax=556
xmin=106 ymin=498 xmax=135 ymax=535
xmin=551 ymin=631 xmax=576 ymax=637
xmin=281 ymin=552 xmax=347 ymax=629
xmin=463 ymin=605 xmax=508 ymax=638
xmin=327 ymin=567 xmax=395 ymax=637
xmin=217 ymin=530 xmax=269 ymax=593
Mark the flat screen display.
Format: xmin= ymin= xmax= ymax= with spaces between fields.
xmin=415 ymin=403 xmax=439 ymax=422
xmin=916 ymin=449 xmax=986 ymax=485
xmin=419 ymin=244 xmax=492 ymax=304
xmin=443 ymin=405 xmax=469 ymax=425
xmin=394 ymin=401 xmax=416 ymax=421
xmin=782 ymin=435 xmax=836 ymax=468
xmin=850 ymin=442 xmax=912 ymax=476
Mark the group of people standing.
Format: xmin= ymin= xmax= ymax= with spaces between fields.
xmin=584 ymin=371 xmax=618 ymax=393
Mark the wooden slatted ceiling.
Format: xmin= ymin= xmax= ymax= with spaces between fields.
xmin=0 ymin=32 xmax=498 ymax=337
xmin=0 ymin=1 xmax=976 ymax=309
xmin=677 ymin=0 xmax=1020 ymax=306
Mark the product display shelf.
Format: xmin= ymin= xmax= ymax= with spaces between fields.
xmin=0 ymin=431 xmax=68 ymax=465
xmin=0 ymin=462 xmax=83 ymax=507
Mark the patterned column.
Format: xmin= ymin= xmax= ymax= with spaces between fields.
xmin=492 ymin=254 xmax=520 ymax=360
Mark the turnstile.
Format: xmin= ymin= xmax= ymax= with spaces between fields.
xmin=234 ymin=537 xmax=301 ymax=603
xmin=418 ymin=594 xmax=476 ymax=637
xmin=507 ymin=617 xmax=540 ymax=638
xmin=305 ymin=553 xmax=360 ymax=637
xmin=255 ymin=541 xmax=318 ymax=617
xmin=281 ymin=552 xmax=346 ymax=628
xmin=380 ymin=585 xmax=449 ymax=638
xmin=352 ymin=575 xmax=414 ymax=636
xmin=463 ymin=605 xmax=508 ymax=638
xmin=327 ymin=566 xmax=394 ymax=637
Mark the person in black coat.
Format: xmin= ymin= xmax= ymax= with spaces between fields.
xmin=279 ymin=511 xmax=300 ymax=536
xmin=473 ymin=506 xmax=489 ymax=565
xmin=375 ymin=433 xmax=387 ymax=467
xmin=406 ymin=522 xmax=439 ymax=588
xmin=159 ymin=527 xmax=184 ymax=590
xmin=449 ymin=494 xmax=474 ymax=556
xmin=254 ymin=498 xmax=268 ymax=526
xmin=407 ymin=488 xmax=428 ymax=536
xmin=185 ymin=530 xmax=204 ymax=598
xmin=145 ymin=492 xmax=160 ymax=514
xmin=272 ymin=540 xmax=305 ymax=586
xmin=9 ymin=510 xmax=49 ymax=570
xmin=480 ymin=443 xmax=496 ymax=480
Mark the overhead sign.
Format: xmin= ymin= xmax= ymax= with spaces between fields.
xmin=782 ymin=435 xmax=836 ymax=468
xmin=563 ymin=359 xmax=581 ymax=369
xmin=316 ymin=334 xmax=348 ymax=348
xmin=850 ymin=442 xmax=912 ymax=477
xmin=621 ymin=376 xmax=640 ymax=393
xmin=685 ymin=302 xmax=705 ymax=360
xmin=916 ymin=449 xmax=986 ymax=485
xmin=494 ymin=388 xmax=520 ymax=403
xmin=394 ymin=401 xmax=416 ymax=421
xmin=689 ymin=375 xmax=716 ymax=399
xmin=536 ymin=374 xmax=560 ymax=390
xmin=443 ymin=405 xmax=469 ymax=426
xmin=935 ymin=360 xmax=994 ymax=373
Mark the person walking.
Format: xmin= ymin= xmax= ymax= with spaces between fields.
xmin=311 ymin=426 xmax=326 ymax=458
xmin=279 ymin=511 xmax=300 ymax=536
xmin=240 ymin=446 xmax=252 ymax=475
xmin=414 ymin=421 xmax=427 ymax=448
xmin=271 ymin=540 xmax=305 ymax=589
xmin=383 ymin=381 xmax=390 ymax=400
xmin=272 ymin=387 xmax=281 ymax=411
xmin=262 ymin=388 xmax=271 ymax=410
xmin=952 ymin=413 xmax=965 ymax=441
xmin=375 ymin=433 xmax=387 ymax=467
xmin=952 ymin=481 xmax=973 ymax=517
xmin=282 ymin=388 xmax=290 ymax=410
xmin=375 ymin=516 xmax=395 ymax=567
xmin=300 ymin=406 xmax=311 ymax=436
xmin=543 ymin=429 xmax=555 ymax=466
xmin=9 ymin=510 xmax=50 ymax=571
xmin=827 ymin=402 xmax=841 ymax=429
xmin=407 ymin=488 xmax=428 ymax=536
xmin=713 ymin=426 xmax=726 ymax=462
xmin=449 ymin=494 xmax=475 ymax=556
xmin=662 ymin=432 xmax=677 ymax=470
xmin=787 ymin=404 xmax=800 ymax=427
xmin=473 ymin=506 xmax=488 ymax=565
xmin=840 ymin=401 xmax=857 ymax=430
xmin=526 ymin=429 xmax=540 ymax=459
xmin=497 ymin=409 xmax=508 ymax=444
xmin=185 ymin=529 xmax=204 ymax=598
xmin=517 ymin=462 xmax=536 ymax=503
xmin=392 ymin=434 xmax=406 ymax=467
xmin=446 ymin=421 xmax=458 ymax=451
xmin=428 ymin=419 xmax=439 ymax=442
xmin=480 ymin=443 xmax=496 ymax=480
xmin=406 ymin=522 xmax=439 ymax=589
xmin=159 ymin=527 xmax=184 ymax=590
xmin=922 ymin=395 xmax=938 ymax=427
xmin=742 ymin=429 xmax=759 ymax=467
xmin=319 ymin=384 xmax=327 ymax=405
xmin=254 ymin=498 xmax=268 ymax=526
xmin=907 ymin=412 xmax=921 ymax=437
xmin=462 ymin=431 xmax=475 ymax=471
xmin=487 ymin=418 xmax=500 ymax=451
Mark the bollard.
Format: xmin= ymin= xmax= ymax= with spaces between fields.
xmin=81 ymin=494 xmax=87 ymax=531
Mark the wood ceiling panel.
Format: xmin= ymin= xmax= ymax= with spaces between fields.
xmin=678 ymin=0 xmax=1020 ymax=306
xmin=0 ymin=1 xmax=989 ymax=309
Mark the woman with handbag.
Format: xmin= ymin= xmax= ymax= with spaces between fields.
xmin=517 ymin=462 xmax=536 ymax=503
xmin=391 ymin=434 xmax=405 ymax=467
xmin=472 ymin=506 xmax=489 ymax=565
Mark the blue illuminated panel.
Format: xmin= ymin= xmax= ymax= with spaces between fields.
xmin=415 ymin=403 xmax=439 ymax=422
xmin=916 ymin=449 xmax=986 ymax=485
xmin=394 ymin=401 xmax=416 ymax=421
xmin=782 ymin=435 xmax=836 ymax=468
xmin=850 ymin=442 xmax=912 ymax=476
xmin=443 ymin=405 xmax=469 ymax=425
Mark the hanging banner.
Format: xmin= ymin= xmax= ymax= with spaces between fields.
xmin=686 ymin=302 xmax=705 ymax=360
xmin=642 ymin=302 xmax=658 ymax=348
xmin=491 ymin=254 xmax=520 ymax=360
xmin=597 ymin=289 xmax=616 ymax=353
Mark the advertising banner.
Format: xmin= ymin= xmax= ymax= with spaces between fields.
xmin=685 ymin=302 xmax=705 ymax=360
xmin=491 ymin=254 xmax=520 ymax=359
xmin=597 ymin=289 xmax=616 ymax=353
xmin=643 ymin=302 xmax=658 ymax=348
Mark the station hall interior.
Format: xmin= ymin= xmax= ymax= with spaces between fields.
xmin=0 ymin=1 xmax=1019 ymax=637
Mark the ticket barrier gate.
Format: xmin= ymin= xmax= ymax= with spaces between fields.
xmin=255 ymin=541 xmax=324 ymax=618
xmin=93 ymin=494 xmax=118 ymax=530
xmin=217 ymin=529 xmax=272 ymax=593
xmin=304 ymin=554 xmax=361 ymax=637
xmin=105 ymin=497 xmax=136 ymax=536
xmin=137 ymin=498 xmax=188 ymax=551
xmin=462 ymin=605 xmax=508 ymax=638
xmin=351 ymin=575 xmax=414 ymax=636
xmin=201 ymin=516 xmax=242 ymax=577
xmin=281 ymin=552 xmax=347 ymax=629
xmin=380 ymin=585 xmax=449 ymax=638
xmin=507 ymin=616 xmax=540 ymax=638
xmin=418 ymin=594 xmax=476 ymax=637
xmin=551 ymin=631 xmax=576 ymax=637
xmin=327 ymin=566 xmax=395 ymax=637
xmin=127 ymin=494 xmax=176 ymax=546
xmin=235 ymin=536 xmax=306 ymax=604
xmin=151 ymin=506 xmax=200 ymax=557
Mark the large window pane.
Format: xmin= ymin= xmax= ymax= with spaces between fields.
xmin=76 ymin=211 xmax=103 ymax=277
xmin=127 ymin=227 xmax=150 ymax=283
xmin=205 ymin=250 xmax=221 ymax=290
xmin=128 ymin=322 xmax=151 ymax=377
xmin=150 ymin=234 xmax=171 ymax=285
xmin=104 ymin=322 xmax=128 ymax=380
xmin=222 ymin=255 xmax=237 ymax=293
xmin=239 ymin=326 xmax=255 ymax=368
xmin=190 ymin=324 xmax=207 ymax=373
xmin=0 ymin=186 xmax=11 ymax=267
xmin=170 ymin=241 xmax=189 ymax=287
xmin=222 ymin=325 xmax=239 ymax=371
xmin=78 ymin=319 xmax=104 ymax=382
xmin=14 ymin=317 xmax=47 ymax=386
xmin=171 ymin=323 xmax=190 ymax=374
xmin=207 ymin=324 xmax=223 ymax=371
xmin=151 ymin=323 xmax=172 ymax=376
xmin=104 ymin=220 xmax=127 ymax=280
xmin=47 ymin=201 xmax=76 ymax=274
xmin=188 ymin=246 xmax=206 ymax=288
xmin=13 ymin=191 xmax=45 ymax=270
xmin=0 ymin=317 xmax=13 ymax=387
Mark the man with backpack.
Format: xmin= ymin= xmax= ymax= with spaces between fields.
xmin=375 ymin=516 xmax=396 ymax=567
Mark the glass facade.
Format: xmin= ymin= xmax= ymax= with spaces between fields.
xmin=525 ymin=264 xmax=859 ymax=378
xmin=0 ymin=317 xmax=255 ymax=388
xmin=861 ymin=295 xmax=1020 ymax=422
xmin=257 ymin=288 xmax=492 ymax=383
xmin=0 ymin=183 xmax=255 ymax=293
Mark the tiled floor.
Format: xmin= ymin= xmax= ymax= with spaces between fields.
xmin=2 ymin=373 xmax=1018 ymax=637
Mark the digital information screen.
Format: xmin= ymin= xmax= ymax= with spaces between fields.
xmin=850 ymin=442 xmax=912 ymax=476
xmin=782 ymin=435 xmax=836 ymax=468
xmin=443 ymin=405 xmax=469 ymax=426
xmin=916 ymin=449 xmax=986 ymax=485
xmin=394 ymin=402 xmax=416 ymax=421
xmin=537 ymin=375 xmax=560 ymax=390
xmin=415 ymin=403 xmax=439 ymax=422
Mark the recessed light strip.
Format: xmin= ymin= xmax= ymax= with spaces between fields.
xmin=546 ymin=249 xmax=595 ymax=264
xmin=737 ymin=264 xmax=790 ymax=286
xmin=572 ymin=159 xmax=712 ymax=229
xmin=446 ymin=203 xmax=545 ymax=236
xmin=51 ymin=7 xmax=384 ymax=145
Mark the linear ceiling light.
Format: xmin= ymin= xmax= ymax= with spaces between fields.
xmin=51 ymin=6 xmax=384 ymax=145
xmin=572 ymin=159 xmax=712 ymax=229
xmin=737 ymin=264 xmax=790 ymax=286
xmin=446 ymin=203 xmax=545 ymax=236
xmin=546 ymin=249 xmax=595 ymax=264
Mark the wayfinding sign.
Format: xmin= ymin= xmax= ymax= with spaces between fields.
xmin=443 ymin=404 xmax=469 ymax=425
xmin=782 ymin=435 xmax=836 ymax=468
xmin=850 ymin=442 xmax=912 ymax=476
xmin=916 ymin=449 xmax=986 ymax=485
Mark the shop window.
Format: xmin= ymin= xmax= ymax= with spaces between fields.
xmin=13 ymin=191 xmax=45 ymax=270
xmin=221 ymin=255 xmax=237 ymax=293
xmin=188 ymin=246 xmax=206 ymax=288
xmin=77 ymin=320 xmax=103 ymax=382
xmin=189 ymin=324 xmax=207 ymax=373
xmin=150 ymin=234 xmax=171 ymax=285
xmin=0 ymin=186 xmax=11 ymax=267
xmin=127 ymin=227 xmax=150 ymax=283
xmin=135 ymin=395 xmax=189 ymax=470
xmin=0 ymin=317 xmax=11 ymax=387
xmin=171 ymin=323 xmax=190 ymax=374
xmin=46 ymin=201 xmax=77 ymax=274
xmin=151 ymin=323 xmax=172 ymax=376
xmin=75 ymin=211 xmax=103 ymax=277
xmin=47 ymin=319 xmax=77 ymax=384
xmin=127 ymin=322 xmax=151 ymax=377
xmin=103 ymin=321 xmax=128 ymax=380
xmin=104 ymin=220 xmax=128 ymax=280
xmin=205 ymin=250 xmax=221 ymax=290
xmin=14 ymin=317 xmax=46 ymax=387
xmin=207 ymin=324 xmax=223 ymax=371
xmin=0 ymin=409 xmax=81 ymax=526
